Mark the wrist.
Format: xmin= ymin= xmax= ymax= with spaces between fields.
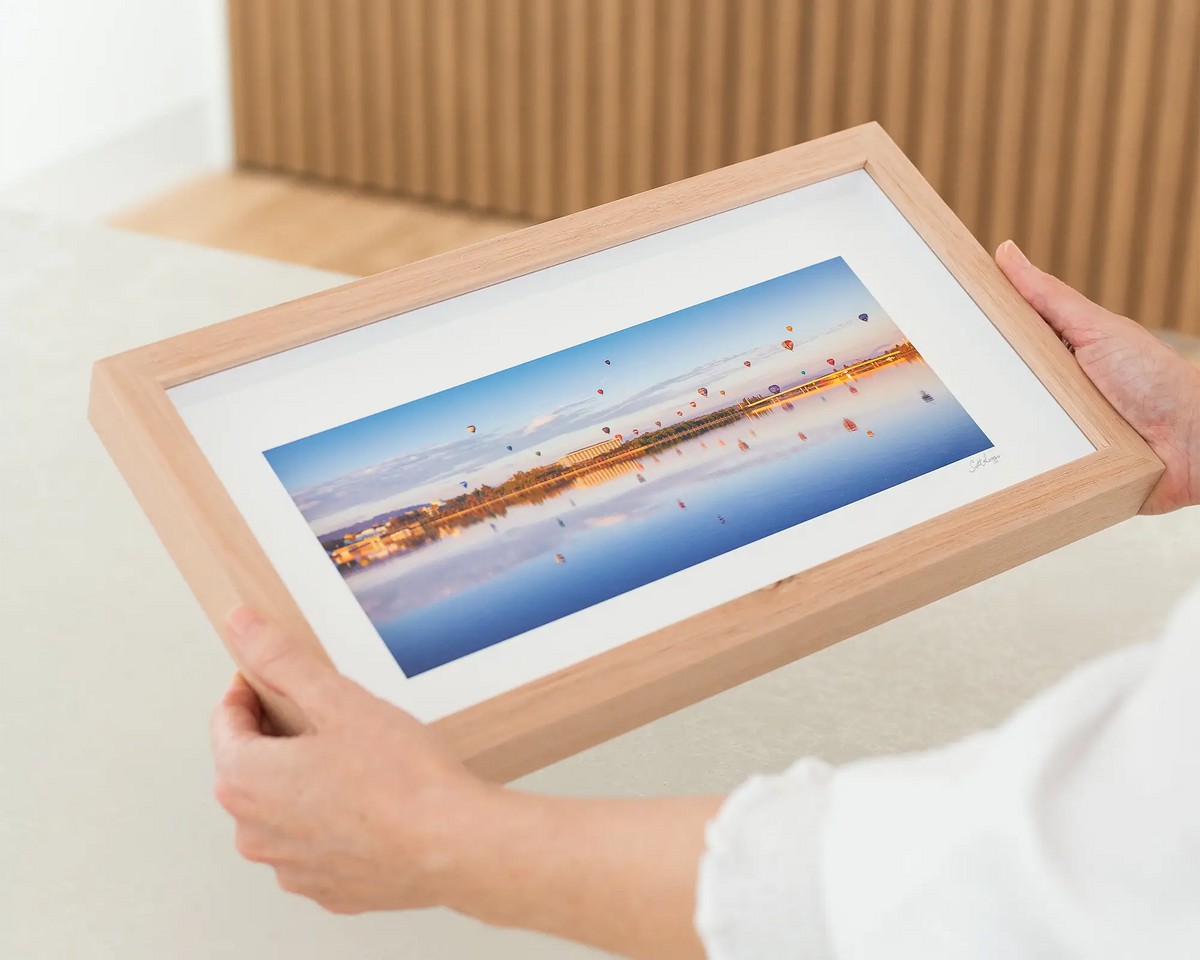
xmin=420 ymin=778 xmax=512 ymax=914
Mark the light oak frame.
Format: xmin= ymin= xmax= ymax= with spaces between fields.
xmin=90 ymin=124 xmax=1162 ymax=781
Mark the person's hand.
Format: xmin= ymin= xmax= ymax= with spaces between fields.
xmin=996 ymin=240 xmax=1200 ymax=514
xmin=211 ymin=607 xmax=717 ymax=958
xmin=211 ymin=607 xmax=492 ymax=914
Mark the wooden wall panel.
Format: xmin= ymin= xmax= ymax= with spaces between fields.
xmin=227 ymin=0 xmax=1200 ymax=333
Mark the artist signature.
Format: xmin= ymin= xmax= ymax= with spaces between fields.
xmin=969 ymin=453 xmax=1001 ymax=473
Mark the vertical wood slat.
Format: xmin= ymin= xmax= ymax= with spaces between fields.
xmin=307 ymin=0 xmax=337 ymax=181
xmin=1098 ymin=0 xmax=1164 ymax=316
xmin=1059 ymin=0 xmax=1121 ymax=288
xmin=491 ymin=0 xmax=523 ymax=212
xmin=274 ymin=0 xmax=307 ymax=175
xmin=912 ymin=0 xmax=955 ymax=192
xmin=1136 ymin=0 xmax=1200 ymax=332
xmin=526 ymin=0 xmax=557 ymax=220
xmin=626 ymin=0 xmax=657 ymax=195
xmin=1022 ymin=0 xmax=1077 ymax=272
xmin=461 ymin=0 xmax=492 ymax=209
xmin=660 ymin=0 xmax=694 ymax=184
xmin=430 ymin=0 xmax=460 ymax=203
xmin=594 ymin=0 xmax=623 ymax=205
xmin=228 ymin=0 xmax=1198 ymax=333
xmin=561 ymin=0 xmax=590 ymax=213
xmin=362 ymin=0 xmax=397 ymax=191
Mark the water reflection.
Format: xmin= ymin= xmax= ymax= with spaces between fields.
xmin=347 ymin=359 xmax=991 ymax=676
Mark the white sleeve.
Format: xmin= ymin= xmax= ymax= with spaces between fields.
xmin=695 ymin=582 xmax=1200 ymax=960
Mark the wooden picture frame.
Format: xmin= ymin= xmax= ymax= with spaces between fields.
xmin=89 ymin=124 xmax=1162 ymax=781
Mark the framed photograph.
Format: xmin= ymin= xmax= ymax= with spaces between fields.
xmin=90 ymin=124 xmax=1161 ymax=781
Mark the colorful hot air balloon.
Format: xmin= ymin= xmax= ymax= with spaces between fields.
xmin=460 ymin=481 xmax=469 ymax=488
xmin=633 ymin=429 xmax=639 ymax=435
xmin=719 ymin=390 xmax=725 ymax=395
xmin=859 ymin=313 xmax=869 ymax=322
xmin=797 ymin=432 xmax=807 ymax=440
xmin=678 ymin=500 xmax=686 ymax=509
xmin=768 ymin=384 xmax=781 ymax=394
xmin=677 ymin=411 xmax=683 ymax=416
xmin=467 ymin=425 xmax=476 ymax=433
xmin=782 ymin=340 xmax=794 ymax=351
xmin=602 ymin=427 xmax=610 ymax=434
xmin=597 ymin=389 xmax=604 ymax=395
xmin=843 ymin=418 xmax=858 ymax=432
xmin=786 ymin=325 xmax=793 ymax=331
xmin=655 ymin=421 xmax=661 ymax=427
xmin=506 ymin=445 xmax=513 ymax=451
xmin=615 ymin=434 xmax=623 ymax=441
xmin=536 ymin=451 xmax=542 ymax=456
xmin=801 ymin=370 xmax=806 ymax=375
xmin=744 ymin=360 xmax=752 ymax=367
xmin=605 ymin=359 xmax=611 ymax=365
xmin=827 ymin=358 xmax=835 ymax=366
xmin=690 ymin=401 xmax=697 ymax=407
xmin=697 ymin=387 xmax=708 ymax=397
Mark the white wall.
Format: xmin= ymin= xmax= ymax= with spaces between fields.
xmin=0 ymin=0 xmax=231 ymax=216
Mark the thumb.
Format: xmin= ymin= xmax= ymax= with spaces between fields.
xmin=225 ymin=607 xmax=342 ymax=723
xmin=995 ymin=240 xmax=1125 ymax=351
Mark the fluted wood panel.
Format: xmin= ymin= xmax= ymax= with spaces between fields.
xmin=229 ymin=0 xmax=1200 ymax=333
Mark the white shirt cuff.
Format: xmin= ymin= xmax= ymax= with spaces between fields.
xmin=695 ymin=757 xmax=834 ymax=960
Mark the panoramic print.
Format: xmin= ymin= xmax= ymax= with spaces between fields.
xmin=264 ymin=257 xmax=992 ymax=676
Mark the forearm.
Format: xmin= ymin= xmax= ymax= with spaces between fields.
xmin=439 ymin=786 xmax=723 ymax=959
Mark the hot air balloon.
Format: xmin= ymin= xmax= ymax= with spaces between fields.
xmin=697 ymin=387 xmax=708 ymax=397
xmin=719 ymin=390 xmax=725 ymax=395
xmin=718 ymin=438 xmax=726 ymax=446
xmin=843 ymin=417 xmax=858 ymax=432
xmin=602 ymin=427 xmax=610 ymax=434
xmin=636 ymin=473 xmax=646 ymax=483
xmin=786 ymin=325 xmax=793 ymax=332
xmin=604 ymin=359 xmax=611 ymax=365
xmin=460 ymin=481 xmax=469 ymax=488
xmin=859 ymin=313 xmax=869 ymax=322
xmin=678 ymin=500 xmax=686 ymax=509
xmin=866 ymin=430 xmax=875 ymax=437
xmin=797 ymin=432 xmax=807 ymax=440
xmin=677 ymin=411 xmax=683 ymax=416
xmin=655 ymin=421 xmax=661 ymax=427
xmin=555 ymin=554 xmax=565 ymax=563
xmin=744 ymin=360 xmax=752 ymax=367
xmin=801 ymin=370 xmax=806 ymax=375
xmin=506 ymin=445 xmax=513 ymax=451
xmin=615 ymin=434 xmax=623 ymax=441
xmin=557 ymin=518 xmax=565 ymax=527
xmin=782 ymin=340 xmax=794 ymax=351
xmin=467 ymin=425 xmax=476 ymax=433
xmin=717 ymin=515 xmax=726 ymax=523
xmin=768 ymin=384 xmax=781 ymax=394
xmin=827 ymin=358 xmax=835 ymax=366
xmin=597 ymin=389 xmax=604 ymax=395
xmin=921 ymin=390 xmax=934 ymax=403
xmin=633 ymin=429 xmax=639 ymax=436
xmin=848 ymin=385 xmax=859 ymax=394
xmin=690 ymin=401 xmax=697 ymax=408
xmin=738 ymin=439 xmax=750 ymax=451
xmin=536 ymin=451 xmax=542 ymax=456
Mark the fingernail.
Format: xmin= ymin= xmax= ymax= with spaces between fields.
xmin=1003 ymin=239 xmax=1030 ymax=266
xmin=227 ymin=606 xmax=266 ymax=639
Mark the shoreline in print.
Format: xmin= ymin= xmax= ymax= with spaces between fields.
xmin=264 ymin=257 xmax=992 ymax=676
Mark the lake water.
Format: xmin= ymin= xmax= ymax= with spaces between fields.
xmin=345 ymin=360 xmax=991 ymax=676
